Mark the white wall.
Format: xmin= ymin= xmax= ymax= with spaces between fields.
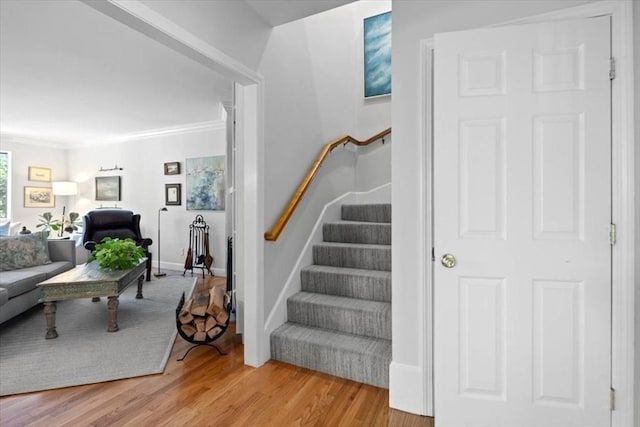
xmin=355 ymin=138 xmax=391 ymax=192
xmin=634 ymin=1 xmax=640 ymax=425
xmin=65 ymin=126 xmax=228 ymax=275
xmin=139 ymin=0 xmax=271 ymax=71
xmin=391 ymin=0 xmax=595 ymax=414
xmin=258 ymin=0 xmax=391 ymax=321
xmin=0 ymin=137 xmax=69 ymax=231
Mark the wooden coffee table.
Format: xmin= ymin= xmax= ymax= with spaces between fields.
xmin=37 ymin=259 xmax=147 ymax=339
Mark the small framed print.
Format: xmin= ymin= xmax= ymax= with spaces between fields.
xmin=164 ymin=162 xmax=180 ymax=175
xmin=165 ymin=183 xmax=181 ymax=206
xmin=24 ymin=186 xmax=55 ymax=208
xmin=28 ymin=166 xmax=51 ymax=182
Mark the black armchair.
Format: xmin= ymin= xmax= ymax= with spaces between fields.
xmin=82 ymin=209 xmax=153 ymax=281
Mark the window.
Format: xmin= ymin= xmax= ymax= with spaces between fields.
xmin=0 ymin=151 xmax=10 ymax=219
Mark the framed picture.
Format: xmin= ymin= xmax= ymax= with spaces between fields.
xmin=95 ymin=176 xmax=121 ymax=201
xmin=364 ymin=11 xmax=392 ymax=98
xmin=24 ymin=186 xmax=55 ymax=208
xmin=165 ymin=183 xmax=181 ymax=206
xmin=186 ymin=156 xmax=225 ymax=211
xmin=28 ymin=166 xmax=51 ymax=182
xmin=164 ymin=162 xmax=180 ymax=175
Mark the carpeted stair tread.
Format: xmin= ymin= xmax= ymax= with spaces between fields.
xmin=341 ymin=204 xmax=391 ymax=223
xmin=270 ymin=322 xmax=391 ymax=388
xmin=287 ymin=292 xmax=390 ymax=339
xmin=322 ymin=221 xmax=390 ymax=244
xmin=301 ymin=265 xmax=391 ymax=302
xmin=313 ymin=242 xmax=391 ymax=271
xmin=270 ymin=202 xmax=392 ymax=388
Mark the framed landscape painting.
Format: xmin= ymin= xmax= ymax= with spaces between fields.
xmin=95 ymin=176 xmax=121 ymax=201
xmin=24 ymin=186 xmax=54 ymax=208
xmin=164 ymin=162 xmax=180 ymax=175
xmin=364 ymin=11 xmax=392 ymax=98
xmin=186 ymin=156 xmax=225 ymax=211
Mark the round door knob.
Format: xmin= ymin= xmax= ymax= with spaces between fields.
xmin=441 ymin=253 xmax=456 ymax=268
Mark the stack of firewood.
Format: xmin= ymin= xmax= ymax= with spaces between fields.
xmin=178 ymin=286 xmax=229 ymax=342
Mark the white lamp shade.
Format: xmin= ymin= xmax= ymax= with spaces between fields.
xmin=52 ymin=181 xmax=78 ymax=196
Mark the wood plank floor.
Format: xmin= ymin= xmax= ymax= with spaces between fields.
xmin=0 ymin=274 xmax=433 ymax=427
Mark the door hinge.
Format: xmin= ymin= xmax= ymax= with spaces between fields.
xmin=431 ymin=247 xmax=435 ymax=262
xmin=609 ymin=58 xmax=616 ymax=80
xmin=609 ymin=223 xmax=617 ymax=245
xmin=610 ymin=387 xmax=616 ymax=411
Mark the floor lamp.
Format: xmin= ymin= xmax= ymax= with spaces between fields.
xmin=154 ymin=207 xmax=168 ymax=277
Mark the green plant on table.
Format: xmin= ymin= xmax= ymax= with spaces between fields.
xmin=87 ymin=237 xmax=145 ymax=270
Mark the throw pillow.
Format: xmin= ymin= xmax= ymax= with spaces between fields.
xmin=9 ymin=222 xmax=22 ymax=236
xmin=0 ymin=231 xmax=52 ymax=272
xmin=0 ymin=221 xmax=9 ymax=237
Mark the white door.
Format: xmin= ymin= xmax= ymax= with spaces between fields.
xmin=433 ymin=17 xmax=611 ymax=427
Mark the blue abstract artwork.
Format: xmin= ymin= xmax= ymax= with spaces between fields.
xmin=186 ymin=156 xmax=225 ymax=211
xmin=364 ymin=11 xmax=391 ymax=98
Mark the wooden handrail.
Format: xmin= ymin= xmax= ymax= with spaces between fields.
xmin=264 ymin=128 xmax=391 ymax=241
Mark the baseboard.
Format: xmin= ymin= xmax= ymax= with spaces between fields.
xmin=353 ymin=183 xmax=392 ymax=204
xmin=160 ymin=262 xmax=226 ymax=277
xmin=263 ymin=183 xmax=392 ymax=339
xmin=389 ymin=361 xmax=430 ymax=416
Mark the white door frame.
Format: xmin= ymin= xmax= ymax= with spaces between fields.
xmin=81 ymin=0 xmax=267 ymax=366
xmin=421 ymin=1 xmax=636 ymax=424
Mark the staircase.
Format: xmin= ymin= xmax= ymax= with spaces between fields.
xmin=270 ymin=203 xmax=391 ymax=388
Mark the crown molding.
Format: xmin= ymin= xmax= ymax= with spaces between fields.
xmin=0 ymin=120 xmax=226 ymax=150
xmin=105 ymin=120 xmax=226 ymax=144
xmin=0 ymin=132 xmax=74 ymax=149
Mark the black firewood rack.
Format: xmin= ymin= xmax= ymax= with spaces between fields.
xmin=182 ymin=215 xmax=214 ymax=278
xmin=175 ymin=291 xmax=231 ymax=360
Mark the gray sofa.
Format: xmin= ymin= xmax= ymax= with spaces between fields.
xmin=0 ymin=239 xmax=76 ymax=324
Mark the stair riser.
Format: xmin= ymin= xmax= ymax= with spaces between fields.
xmin=287 ymin=299 xmax=391 ymax=340
xmin=271 ymin=334 xmax=389 ymax=388
xmin=301 ymin=269 xmax=391 ymax=302
xmin=322 ymin=223 xmax=390 ymax=245
xmin=313 ymin=245 xmax=391 ymax=271
xmin=341 ymin=204 xmax=391 ymax=223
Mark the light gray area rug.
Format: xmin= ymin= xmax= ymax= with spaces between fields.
xmin=0 ymin=273 xmax=196 ymax=396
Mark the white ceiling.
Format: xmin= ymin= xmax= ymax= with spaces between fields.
xmin=0 ymin=0 xmax=355 ymax=148
xmin=0 ymin=0 xmax=232 ymax=148
xmin=245 ymin=0 xmax=356 ymax=27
